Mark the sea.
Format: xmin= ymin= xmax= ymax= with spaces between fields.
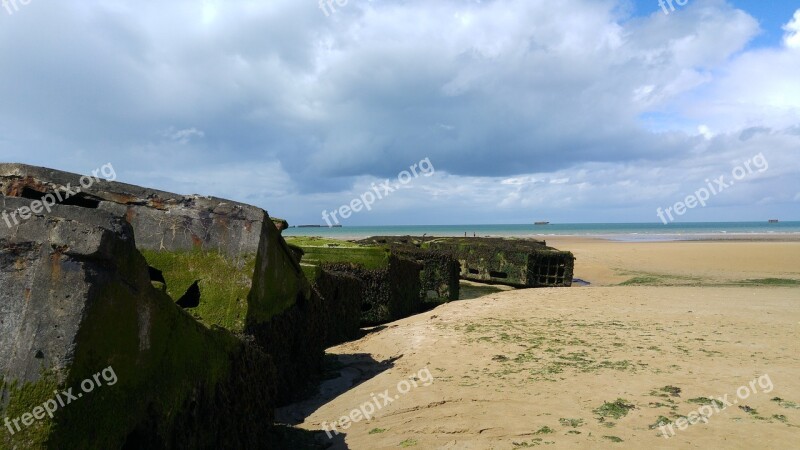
xmin=283 ymin=222 xmax=800 ymax=242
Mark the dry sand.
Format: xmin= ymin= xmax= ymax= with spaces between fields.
xmin=279 ymin=238 xmax=800 ymax=449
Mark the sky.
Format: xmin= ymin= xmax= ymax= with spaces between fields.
xmin=0 ymin=0 xmax=798 ymax=225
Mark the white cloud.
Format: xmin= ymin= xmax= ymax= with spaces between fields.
xmin=698 ymin=125 xmax=713 ymax=140
xmin=784 ymin=9 xmax=800 ymax=49
xmin=163 ymin=127 xmax=205 ymax=145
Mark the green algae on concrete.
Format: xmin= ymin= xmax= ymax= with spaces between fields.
xmin=0 ymin=372 xmax=59 ymax=449
xmin=46 ymin=280 xmax=263 ymax=449
xmin=284 ymin=236 xmax=362 ymax=248
xmin=353 ymin=236 xmax=460 ymax=303
xmin=302 ymin=263 xmax=364 ymax=346
xmin=0 ymin=201 xmax=276 ymax=450
xmin=298 ymin=246 xmax=391 ymax=270
xmin=141 ymin=234 xmax=310 ymax=333
xmin=425 ymin=237 xmax=575 ymax=287
xmin=287 ymin=239 xmax=421 ymax=325
xmin=323 ymin=253 xmax=421 ymax=325
xmin=297 ymin=235 xmax=461 ymax=304
xmin=140 ymin=249 xmax=256 ymax=332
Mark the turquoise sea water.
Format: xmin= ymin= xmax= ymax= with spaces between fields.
xmin=283 ymin=222 xmax=800 ymax=242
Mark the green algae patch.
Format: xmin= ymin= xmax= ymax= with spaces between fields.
xmin=284 ymin=236 xmax=361 ymax=248
xmin=50 ymin=265 xmax=269 ymax=449
xmin=594 ymin=399 xmax=636 ymax=420
xmin=246 ymin=233 xmax=310 ymax=328
xmin=0 ymin=372 xmax=59 ymax=449
xmin=739 ymin=278 xmax=800 ymax=286
xmin=299 ymin=246 xmax=391 ymax=270
xmin=301 ymin=263 xmax=323 ymax=283
xmin=49 ymin=284 xmax=239 ymax=449
xmin=0 ymin=264 xmax=266 ymax=450
xmin=141 ymin=249 xmax=255 ymax=332
xmin=425 ymin=237 xmax=574 ymax=288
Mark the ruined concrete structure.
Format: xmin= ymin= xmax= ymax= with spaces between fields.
xmin=0 ymin=163 xmax=321 ymax=406
xmin=426 ymin=237 xmax=575 ymax=287
xmin=0 ymin=197 xmax=275 ymax=448
xmin=355 ymin=236 xmax=460 ymax=302
xmin=288 ymin=235 xmax=574 ymax=328
xmin=0 ymin=163 xmax=577 ymax=447
xmin=302 ymin=265 xmax=364 ymax=347
xmin=290 ymin=241 xmax=422 ymax=325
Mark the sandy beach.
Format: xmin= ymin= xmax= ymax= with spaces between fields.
xmin=279 ymin=237 xmax=800 ymax=449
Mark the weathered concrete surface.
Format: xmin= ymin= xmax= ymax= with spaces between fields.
xmin=0 ymin=165 xmax=309 ymax=328
xmin=0 ymin=197 xmax=132 ymax=386
xmin=0 ymin=164 xmax=262 ymax=260
xmin=426 ymin=237 xmax=575 ymax=287
xmin=302 ymin=265 xmax=364 ymax=347
xmin=0 ymin=197 xmax=276 ymax=449
xmin=356 ymin=236 xmax=460 ymax=302
xmin=291 ymin=242 xmax=422 ymax=325
xmin=271 ymin=217 xmax=289 ymax=233
xmin=0 ymin=164 xmax=310 ymax=320
xmin=0 ymin=163 xmax=321 ymax=406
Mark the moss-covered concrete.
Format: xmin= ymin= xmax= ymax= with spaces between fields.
xmin=0 ymin=373 xmax=59 ymax=448
xmin=303 ymin=264 xmax=364 ymax=347
xmin=271 ymin=217 xmax=289 ymax=232
xmin=0 ymin=200 xmax=276 ymax=449
xmin=298 ymin=246 xmax=391 ymax=270
xmin=246 ymin=221 xmax=312 ymax=328
xmin=136 ymin=216 xmax=322 ymax=407
xmin=139 ymin=249 xmax=256 ymax=332
xmin=284 ymin=236 xmax=362 ymax=248
xmin=287 ymin=239 xmax=422 ymax=325
xmin=293 ymin=235 xmax=460 ymax=305
xmin=355 ymin=237 xmax=461 ymax=303
xmin=312 ymin=257 xmax=421 ymax=325
xmin=425 ymin=237 xmax=575 ymax=287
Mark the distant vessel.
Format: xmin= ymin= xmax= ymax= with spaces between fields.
xmin=768 ymin=219 xmax=779 ymax=223
xmin=534 ymin=221 xmax=550 ymax=225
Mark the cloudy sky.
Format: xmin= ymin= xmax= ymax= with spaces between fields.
xmin=1 ymin=0 xmax=798 ymax=225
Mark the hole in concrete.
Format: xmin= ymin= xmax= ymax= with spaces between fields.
xmin=489 ymin=271 xmax=508 ymax=279
xmin=176 ymin=280 xmax=201 ymax=308
xmin=361 ymin=302 xmax=373 ymax=312
xmin=59 ymin=193 xmax=101 ymax=208
xmin=148 ymin=266 xmax=166 ymax=284
xmin=468 ymin=268 xmax=479 ymax=274
xmin=19 ymin=187 xmax=100 ymax=209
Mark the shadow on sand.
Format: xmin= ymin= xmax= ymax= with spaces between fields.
xmin=274 ymin=352 xmax=400 ymax=449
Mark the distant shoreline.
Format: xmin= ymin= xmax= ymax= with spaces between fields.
xmin=283 ymin=233 xmax=800 ymax=243
xmin=282 ymin=222 xmax=800 ymax=243
xmin=283 ymin=226 xmax=800 ymax=243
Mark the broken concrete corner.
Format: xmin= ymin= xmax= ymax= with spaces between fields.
xmin=0 ymin=163 xmax=310 ymax=330
xmin=0 ymin=198 xmax=276 ymax=449
xmin=0 ymin=163 xmax=319 ymax=405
